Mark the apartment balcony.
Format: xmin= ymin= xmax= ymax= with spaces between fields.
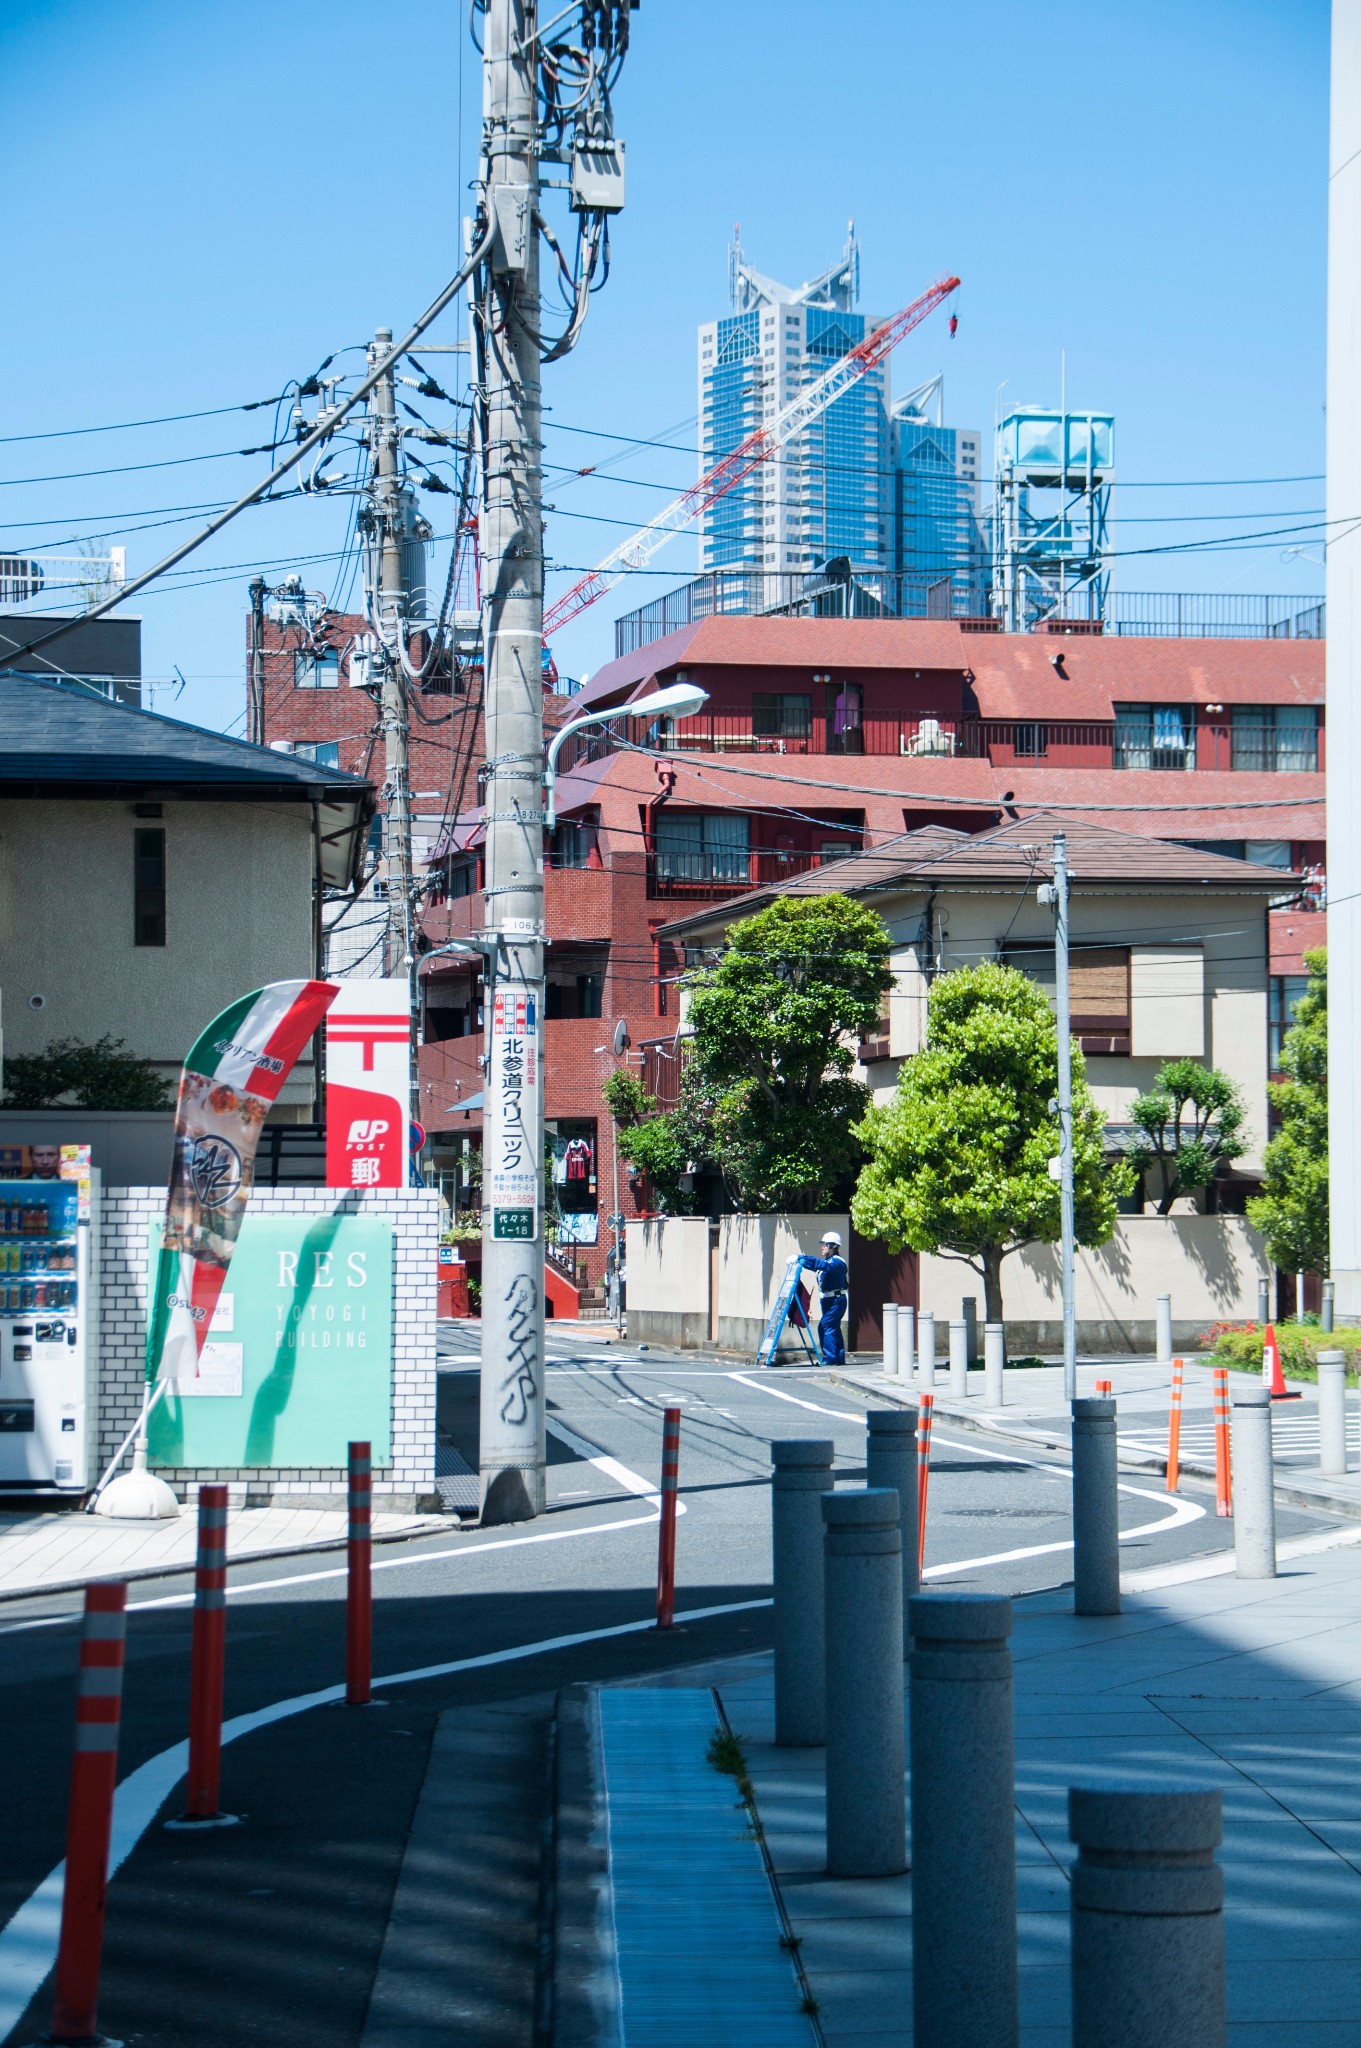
xmin=646 ymin=846 xmax=837 ymax=901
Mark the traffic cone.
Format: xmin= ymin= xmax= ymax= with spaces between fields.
xmin=1262 ymin=1322 xmax=1301 ymax=1402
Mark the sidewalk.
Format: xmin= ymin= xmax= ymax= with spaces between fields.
xmin=830 ymin=1354 xmax=1361 ymax=1522
xmin=0 ymin=1501 xmax=445 ymax=1602
xmin=591 ymin=1531 xmax=1361 ymax=2045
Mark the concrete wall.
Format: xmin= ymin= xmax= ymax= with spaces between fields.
xmin=96 ymin=1185 xmax=438 ymax=1507
xmin=917 ymin=1214 xmax=1268 ymax=1354
xmin=716 ymin=1212 xmax=848 ymax=1357
xmin=625 ymin=1216 xmax=712 ymax=1348
xmin=0 ymin=798 xmax=317 ymax=1103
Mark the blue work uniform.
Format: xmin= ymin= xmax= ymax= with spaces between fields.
xmin=805 ymin=1253 xmax=849 ymax=1365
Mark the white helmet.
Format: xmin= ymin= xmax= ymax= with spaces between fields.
xmin=821 ymin=1231 xmax=842 ymax=1250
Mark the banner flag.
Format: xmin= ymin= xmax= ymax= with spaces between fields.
xmin=145 ymin=980 xmax=339 ymax=1385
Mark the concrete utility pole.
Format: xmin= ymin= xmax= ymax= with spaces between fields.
xmin=368 ymin=329 xmax=417 ymax=1014
xmin=247 ymin=576 xmax=267 ymax=746
xmin=477 ymin=0 xmax=548 ymax=1524
xmin=1050 ymin=834 xmax=1078 ymax=1397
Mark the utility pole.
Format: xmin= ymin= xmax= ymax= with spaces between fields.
xmin=247 ymin=576 xmax=267 ymax=746
xmin=366 ymin=327 xmax=422 ymax=1110
xmin=1051 ymin=834 xmax=1078 ymax=1398
xmin=477 ymin=0 xmax=548 ymax=1524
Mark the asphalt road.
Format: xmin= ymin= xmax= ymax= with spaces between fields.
xmin=0 ymin=1333 xmax=1339 ymax=2047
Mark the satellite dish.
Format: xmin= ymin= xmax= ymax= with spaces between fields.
xmin=612 ymin=1020 xmax=631 ymax=1056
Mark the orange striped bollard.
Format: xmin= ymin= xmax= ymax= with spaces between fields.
xmin=183 ymin=1483 xmax=230 ymax=1819
xmin=1095 ymin=1380 xmax=1113 ymax=1398
xmin=917 ymin=1391 xmax=935 ymax=1571
xmin=1213 ymin=1366 xmax=1233 ymax=1517
xmin=656 ymin=1406 xmax=681 ymax=1628
xmin=47 ymin=1581 xmax=126 ymax=2045
xmin=1166 ymin=1358 xmax=1184 ymax=1494
xmin=347 ymin=1441 xmax=373 ymax=1703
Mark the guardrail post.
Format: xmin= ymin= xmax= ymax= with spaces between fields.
xmin=1322 ymin=1278 xmax=1335 ymax=1333
xmin=882 ymin=1302 xmax=898 ymax=1375
xmin=962 ymin=1296 xmax=979 ymax=1367
xmin=183 ymin=1483 xmax=230 ymax=1818
xmin=1213 ymin=1366 xmax=1233 ymax=1516
xmin=771 ymin=1438 xmax=835 ymax=1744
xmin=822 ymin=1489 xmax=906 ymax=1877
xmin=347 ymin=1440 xmax=373 ymax=1700
xmin=47 ymin=1581 xmax=127 ymax=2047
xmin=1072 ymin=1397 xmax=1120 ymax=1616
xmin=1257 ymin=1277 xmax=1270 ymax=1328
xmin=1155 ymin=1293 xmax=1173 ymax=1366
xmin=655 ymin=1406 xmax=681 ymax=1627
xmin=1231 ymin=1385 xmax=1276 ymax=1579
xmin=1069 ymin=1786 xmax=1225 ymax=2048
xmin=948 ymin=1319 xmax=968 ymax=1397
xmin=917 ymin=1310 xmax=936 ymax=1389
xmin=1318 ymin=1351 xmax=1348 ymax=1476
xmin=896 ymin=1305 xmax=915 ymax=1379
xmin=984 ymin=1322 xmax=1005 ymax=1407
xmin=1166 ymin=1358 xmax=1184 ymax=1493
xmin=866 ymin=1409 xmax=919 ymax=1649
xmin=909 ymin=1593 xmax=1018 ymax=2048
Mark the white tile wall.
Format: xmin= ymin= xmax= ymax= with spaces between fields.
xmin=97 ymin=1187 xmax=438 ymax=1503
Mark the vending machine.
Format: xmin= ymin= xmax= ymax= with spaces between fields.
xmin=0 ymin=1167 xmax=98 ymax=1495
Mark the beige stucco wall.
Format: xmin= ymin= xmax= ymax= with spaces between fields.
xmin=918 ymin=1214 xmax=1268 ymax=1350
xmin=0 ymin=799 xmax=317 ymax=1104
xmin=861 ymin=887 xmax=1270 ymax=1173
xmin=625 ymin=1216 xmax=712 ymax=1347
xmin=716 ymin=1212 xmax=848 ymax=1355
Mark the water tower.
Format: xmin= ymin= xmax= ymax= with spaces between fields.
xmin=992 ymin=407 xmax=1113 ymax=633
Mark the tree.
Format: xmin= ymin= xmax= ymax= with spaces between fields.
xmin=603 ymin=1066 xmax=708 ymax=1215
xmin=1 ymin=1035 xmax=173 ymax=1111
xmin=1127 ymin=1059 xmax=1248 ymax=1215
xmin=851 ymin=961 xmax=1129 ymax=1323
xmin=602 ymin=894 xmax=893 ymax=1214
xmin=1249 ymin=947 xmax=1328 ymax=1273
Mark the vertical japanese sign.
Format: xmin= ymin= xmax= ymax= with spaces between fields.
xmin=147 ymin=979 xmax=340 ymax=1386
xmin=325 ymin=978 xmax=412 ymax=1188
xmin=488 ymin=987 xmax=540 ymax=1240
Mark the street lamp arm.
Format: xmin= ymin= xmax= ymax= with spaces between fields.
xmin=542 ymin=681 xmax=709 ymax=830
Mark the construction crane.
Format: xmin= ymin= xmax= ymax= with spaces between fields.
xmin=543 ymin=272 xmax=962 ymax=639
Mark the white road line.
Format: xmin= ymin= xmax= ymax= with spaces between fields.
xmin=0 ymin=1596 xmax=772 ymax=2044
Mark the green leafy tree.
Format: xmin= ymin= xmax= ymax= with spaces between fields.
xmin=2 ymin=1035 xmax=173 ymax=1111
xmin=1127 ymin=1059 xmax=1248 ymax=1215
xmin=1249 ymin=947 xmax=1328 ymax=1273
xmin=851 ymin=961 xmax=1129 ymax=1323
xmin=603 ymin=1066 xmax=704 ymax=1214
xmin=602 ymin=894 xmax=893 ymax=1214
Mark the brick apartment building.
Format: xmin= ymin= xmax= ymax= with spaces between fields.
xmin=418 ymin=614 xmax=1326 ymax=1301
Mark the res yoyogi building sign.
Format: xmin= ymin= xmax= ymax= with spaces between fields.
xmin=147 ymin=1214 xmax=393 ymax=1469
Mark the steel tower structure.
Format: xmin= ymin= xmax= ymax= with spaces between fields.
xmin=992 ymin=406 xmax=1114 ymax=634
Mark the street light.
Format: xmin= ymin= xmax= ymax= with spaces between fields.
xmin=543 ymin=680 xmax=709 ymax=830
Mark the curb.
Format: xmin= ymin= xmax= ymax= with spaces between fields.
xmin=825 ymin=1369 xmax=1361 ymax=1525
xmin=0 ymin=1515 xmax=450 ymax=1607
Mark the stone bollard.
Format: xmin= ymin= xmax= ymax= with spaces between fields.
xmin=882 ymin=1302 xmax=898 ymax=1376
xmin=1072 ymin=1398 xmax=1121 ymax=1616
xmin=866 ymin=1408 xmax=920 ymax=1647
xmin=917 ymin=1310 xmax=936 ymax=1389
xmin=1231 ymin=1385 xmax=1276 ymax=1580
xmin=962 ymin=1296 xmax=979 ymax=1367
xmin=1323 ymin=1278 xmax=1335 ymax=1333
xmin=1318 ymin=1352 xmax=1348 ymax=1476
xmin=909 ymin=1593 xmax=1018 ymax=2048
xmin=896 ymin=1305 xmax=915 ymax=1380
xmin=949 ymin=1319 xmax=968 ymax=1397
xmin=822 ymin=1489 xmax=906 ymax=1877
xmin=1156 ymin=1293 xmax=1173 ymax=1366
xmin=771 ymin=1439 xmax=836 ymax=1744
xmin=1069 ymin=1786 xmax=1225 ymax=2048
xmin=984 ymin=1322 xmax=1005 ymax=1407
xmin=1257 ymin=1277 xmax=1270 ymax=1328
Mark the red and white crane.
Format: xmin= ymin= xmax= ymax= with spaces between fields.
xmin=543 ymin=272 xmax=961 ymax=639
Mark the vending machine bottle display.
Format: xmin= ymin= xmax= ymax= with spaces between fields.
xmin=0 ymin=1157 xmax=96 ymax=1494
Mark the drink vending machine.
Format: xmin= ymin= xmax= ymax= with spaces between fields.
xmin=0 ymin=1173 xmax=98 ymax=1494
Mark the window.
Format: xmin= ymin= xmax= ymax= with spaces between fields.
xmin=1231 ymin=706 xmax=1318 ymax=773
xmin=294 ymin=648 xmax=340 ymax=688
xmin=1270 ymin=975 xmax=1309 ymax=1070
xmin=552 ymin=819 xmax=596 ymax=869
xmin=1244 ymin=840 xmax=1292 ymax=870
xmin=134 ymin=828 xmax=166 ymax=947
xmin=292 ymin=740 xmax=340 ymax=767
xmin=826 ymin=680 xmax=864 ymax=755
xmin=1113 ymin=704 xmax=1193 ymax=771
xmin=752 ymin=692 xmax=812 ymax=738
xmin=1003 ymin=944 xmax=1131 ymax=1053
xmin=653 ymin=811 xmax=749 ymax=885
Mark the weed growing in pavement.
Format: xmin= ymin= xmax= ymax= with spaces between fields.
xmin=707 ymin=1725 xmax=755 ymax=1806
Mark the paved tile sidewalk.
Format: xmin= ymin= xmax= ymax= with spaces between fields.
xmin=0 ymin=1502 xmax=444 ymax=1601
xmin=625 ymin=1534 xmax=1361 ymax=2045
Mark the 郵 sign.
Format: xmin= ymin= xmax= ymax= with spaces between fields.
xmin=325 ymin=979 xmax=411 ymax=1188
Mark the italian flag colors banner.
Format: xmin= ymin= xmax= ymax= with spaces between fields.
xmin=145 ymin=980 xmax=339 ymax=1385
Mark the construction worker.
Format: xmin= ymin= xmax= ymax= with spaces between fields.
xmin=803 ymin=1231 xmax=849 ymax=1366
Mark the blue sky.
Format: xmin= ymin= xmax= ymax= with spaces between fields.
xmin=0 ymin=0 xmax=1330 ymax=730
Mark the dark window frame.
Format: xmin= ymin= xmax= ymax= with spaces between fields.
xmin=134 ymin=827 xmax=166 ymax=947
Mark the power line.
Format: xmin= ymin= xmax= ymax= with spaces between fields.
xmin=0 ymin=394 xmax=287 ymax=446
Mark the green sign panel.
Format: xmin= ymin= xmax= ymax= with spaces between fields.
xmin=147 ymin=1213 xmax=394 ymax=1470
xmin=493 ymin=1207 xmax=535 ymax=1240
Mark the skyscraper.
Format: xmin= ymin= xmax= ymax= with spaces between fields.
xmin=697 ymin=225 xmax=891 ymax=579
xmin=890 ymin=374 xmax=988 ymax=617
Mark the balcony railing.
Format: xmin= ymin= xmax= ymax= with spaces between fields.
xmin=648 ymin=847 xmax=843 ymax=900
